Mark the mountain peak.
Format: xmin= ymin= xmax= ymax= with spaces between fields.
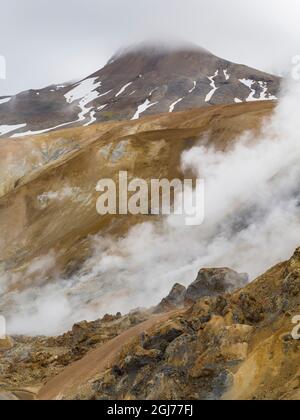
xmin=108 ymin=39 xmax=212 ymax=63
xmin=0 ymin=45 xmax=280 ymax=138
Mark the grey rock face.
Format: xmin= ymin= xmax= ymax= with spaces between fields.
xmin=155 ymin=283 xmax=187 ymax=313
xmin=185 ymin=268 xmax=249 ymax=303
xmin=156 ymin=267 xmax=249 ymax=313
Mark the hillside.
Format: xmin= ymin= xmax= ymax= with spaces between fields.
xmin=0 ymin=101 xmax=273 ymax=284
xmin=0 ymin=96 xmax=299 ymax=400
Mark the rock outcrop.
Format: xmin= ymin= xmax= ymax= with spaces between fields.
xmin=185 ymin=268 xmax=248 ymax=303
xmin=74 ymin=248 xmax=299 ymax=401
xmin=155 ymin=268 xmax=248 ymax=312
xmin=155 ymin=283 xmax=187 ymax=313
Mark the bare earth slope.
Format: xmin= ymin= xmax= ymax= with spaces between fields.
xmin=0 ymin=101 xmax=274 ymax=282
xmin=37 ymin=312 xmax=177 ymax=401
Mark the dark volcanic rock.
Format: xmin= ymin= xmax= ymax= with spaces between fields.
xmin=155 ymin=283 xmax=187 ymax=313
xmin=155 ymin=268 xmax=249 ymax=313
xmin=185 ymin=268 xmax=248 ymax=303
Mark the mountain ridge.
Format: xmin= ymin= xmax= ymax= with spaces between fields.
xmin=0 ymin=43 xmax=280 ymax=138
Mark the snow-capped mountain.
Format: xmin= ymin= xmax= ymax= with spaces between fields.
xmin=0 ymin=43 xmax=280 ymax=138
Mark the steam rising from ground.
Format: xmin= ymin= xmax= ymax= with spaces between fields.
xmin=2 ymin=79 xmax=300 ymax=336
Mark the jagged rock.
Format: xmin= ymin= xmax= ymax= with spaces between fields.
xmin=237 ymin=292 xmax=264 ymax=324
xmin=155 ymin=283 xmax=187 ymax=313
xmin=102 ymin=313 xmax=122 ymax=322
xmin=120 ymin=346 xmax=162 ymax=371
xmin=142 ymin=321 xmax=185 ymax=352
xmin=185 ymin=268 xmax=248 ymax=303
xmin=156 ymin=269 xmax=248 ymax=314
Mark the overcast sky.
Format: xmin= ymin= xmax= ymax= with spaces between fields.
xmin=0 ymin=0 xmax=299 ymax=95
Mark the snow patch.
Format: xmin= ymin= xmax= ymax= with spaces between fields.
xmin=0 ymin=123 xmax=27 ymax=136
xmin=131 ymin=99 xmax=158 ymax=120
xmin=240 ymin=79 xmax=277 ymax=102
xmin=149 ymin=88 xmax=158 ymax=96
xmin=65 ymin=77 xmax=102 ymax=122
xmin=205 ymin=71 xmax=219 ymax=102
xmin=98 ymin=89 xmax=112 ymax=98
xmin=0 ymin=97 xmax=11 ymax=105
xmin=258 ymin=81 xmax=277 ymax=101
xmin=84 ymin=110 xmax=97 ymax=127
xmin=239 ymin=78 xmax=257 ymax=102
xmin=12 ymin=120 xmax=77 ymax=138
xmin=189 ymin=81 xmax=197 ymax=93
xmin=223 ymin=69 xmax=230 ymax=81
xmin=169 ymin=98 xmax=183 ymax=113
xmin=98 ymin=104 xmax=108 ymax=111
xmin=115 ymin=82 xmax=133 ymax=98
xmin=65 ymin=77 xmax=101 ymax=104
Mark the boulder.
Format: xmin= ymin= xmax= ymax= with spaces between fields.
xmin=155 ymin=268 xmax=249 ymax=313
xmin=185 ymin=268 xmax=248 ymax=303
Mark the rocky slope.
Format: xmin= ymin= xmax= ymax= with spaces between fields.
xmin=1 ymin=247 xmax=300 ymax=400
xmin=0 ymin=43 xmax=280 ymax=138
xmin=90 ymin=248 xmax=299 ymax=401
